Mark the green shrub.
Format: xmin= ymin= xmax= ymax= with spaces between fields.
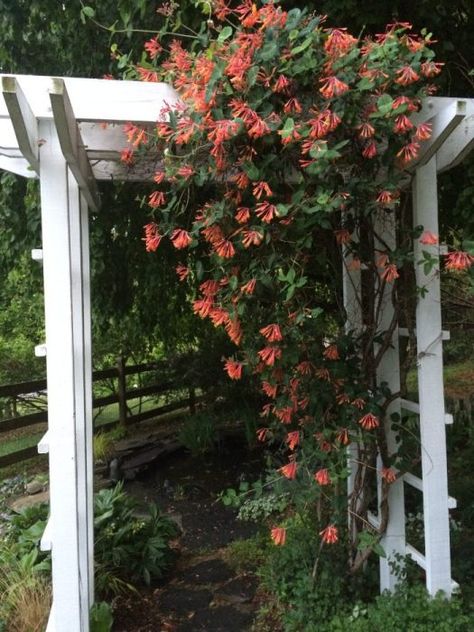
xmin=2 ymin=484 xmax=178 ymax=598
xmin=256 ymin=519 xmax=474 ymax=632
xmin=258 ymin=520 xmax=348 ymax=630
xmin=90 ymin=601 xmax=113 ymax=632
xmin=93 ymin=431 xmax=115 ymax=462
xmin=94 ymin=482 xmax=178 ymax=595
xmin=178 ymin=411 xmax=217 ymax=456
xmin=325 ymin=585 xmax=474 ymax=632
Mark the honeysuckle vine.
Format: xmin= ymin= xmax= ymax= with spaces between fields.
xmin=119 ymin=2 xmax=471 ymax=572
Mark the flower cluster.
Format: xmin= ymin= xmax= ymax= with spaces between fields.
xmin=127 ymin=3 xmax=451 ymax=561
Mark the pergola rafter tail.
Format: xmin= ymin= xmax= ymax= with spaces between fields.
xmin=1 ymin=74 xmax=474 ymax=630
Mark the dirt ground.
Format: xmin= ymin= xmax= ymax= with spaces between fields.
xmin=113 ymin=440 xmax=265 ymax=632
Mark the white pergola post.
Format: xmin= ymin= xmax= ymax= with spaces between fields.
xmin=412 ymin=156 xmax=452 ymax=595
xmin=39 ymin=119 xmax=93 ymax=630
xmin=374 ymin=211 xmax=405 ymax=591
xmin=342 ymin=250 xmax=364 ymax=541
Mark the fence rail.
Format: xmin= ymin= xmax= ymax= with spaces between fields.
xmin=0 ymin=356 xmax=200 ymax=468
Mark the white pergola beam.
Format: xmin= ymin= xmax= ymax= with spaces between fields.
xmin=411 ymin=100 xmax=466 ymax=169
xmin=0 ymin=74 xmax=180 ymax=123
xmin=49 ymin=79 xmax=100 ymax=212
xmin=1 ymin=76 xmax=39 ymax=174
xmin=437 ymin=102 xmax=474 ymax=173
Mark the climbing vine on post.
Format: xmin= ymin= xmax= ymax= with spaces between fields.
xmin=122 ymin=2 xmax=467 ymax=571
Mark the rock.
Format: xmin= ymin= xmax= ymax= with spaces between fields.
xmin=109 ymin=457 xmax=122 ymax=482
xmin=25 ymin=480 xmax=45 ymax=495
xmin=167 ymin=511 xmax=184 ymax=533
xmin=9 ymin=490 xmax=49 ymax=512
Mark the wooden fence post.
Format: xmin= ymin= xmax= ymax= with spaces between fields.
xmin=117 ymin=356 xmax=127 ymax=425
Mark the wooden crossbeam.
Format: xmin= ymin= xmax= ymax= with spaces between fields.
xmin=49 ymin=78 xmax=101 ymax=211
xmin=437 ymin=101 xmax=474 ymax=173
xmin=1 ymin=76 xmax=39 ymax=174
xmin=398 ymin=327 xmax=450 ymax=340
xmin=410 ymin=100 xmax=466 ymax=169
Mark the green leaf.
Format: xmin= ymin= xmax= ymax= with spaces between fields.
xmin=217 ymin=26 xmax=233 ymax=44
xmin=357 ymin=77 xmax=374 ymax=91
xmin=280 ymin=117 xmax=295 ymax=139
xmin=82 ymin=6 xmax=95 ymax=18
xmin=276 ymin=204 xmax=289 ymax=217
xmin=195 ymin=260 xmax=204 ymax=281
xmin=377 ymin=94 xmax=394 ymax=116
xmin=291 ymin=37 xmax=313 ymax=56
xmin=243 ymin=162 xmax=259 ymax=181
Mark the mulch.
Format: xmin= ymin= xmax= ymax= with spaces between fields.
xmin=112 ymin=440 xmax=265 ymax=631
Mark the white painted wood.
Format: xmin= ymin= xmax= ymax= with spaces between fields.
xmin=410 ymin=100 xmax=466 ymax=169
xmin=374 ymin=209 xmax=405 ymax=592
xmin=404 ymin=472 xmax=424 ymax=492
xmin=437 ymin=102 xmax=474 ymax=173
xmin=406 ymin=543 xmax=426 ymax=570
xmin=0 ymin=74 xmax=180 ymax=123
xmin=78 ymin=188 xmax=94 ymax=606
xmin=39 ymin=119 xmax=92 ymax=631
xmin=40 ymin=517 xmax=53 ymax=551
xmin=1 ymin=76 xmax=39 ymax=173
xmin=45 ymin=605 xmax=55 ymax=632
xmin=401 ymin=399 xmax=453 ymax=425
xmin=342 ymin=250 xmax=363 ymax=537
xmin=0 ymin=116 xmax=23 ymax=151
xmin=448 ymin=496 xmax=457 ymax=510
xmin=398 ymin=327 xmax=450 ymax=341
xmin=49 ymin=79 xmax=100 ymax=211
xmin=367 ymin=511 xmax=381 ymax=530
xmin=410 ymin=97 xmax=460 ymax=126
xmin=0 ymin=155 xmax=35 ymax=177
xmin=400 ymin=399 xmax=420 ymax=414
xmin=37 ymin=430 xmax=50 ymax=454
xmin=34 ymin=344 xmax=47 ymax=357
xmin=445 ymin=413 xmax=454 ymax=426
xmin=413 ymin=156 xmax=453 ymax=596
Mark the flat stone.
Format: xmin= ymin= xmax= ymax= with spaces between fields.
xmin=178 ymin=605 xmax=254 ymax=631
xmin=25 ymin=480 xmax=45 ymax=495
xmin=157 ymin=587 xmax=212 ymax=615
xmin=178 ymin=559 xmax=233 ymax=585
xmin=9 ymin=490 xmax=49 ymax=512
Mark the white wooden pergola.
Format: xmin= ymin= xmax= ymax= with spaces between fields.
xmin=0 ymin=75 xmax=179 ymax=632
xmin=0 ymin=75 xmax=473 ymax=630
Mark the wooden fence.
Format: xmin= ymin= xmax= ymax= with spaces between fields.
xmin=0 ymin=357 xmax=200 ymax=468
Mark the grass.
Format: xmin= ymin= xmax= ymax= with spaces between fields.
xmin=0 ymin=390 xmax=195 ymax=478
xmin=406 ymin=359 xmax=474 ymax=400
xmin=0 ymin=545 xmax=51 ymax=632
xmin=0 ymin=432 xmax=43 ymax=458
